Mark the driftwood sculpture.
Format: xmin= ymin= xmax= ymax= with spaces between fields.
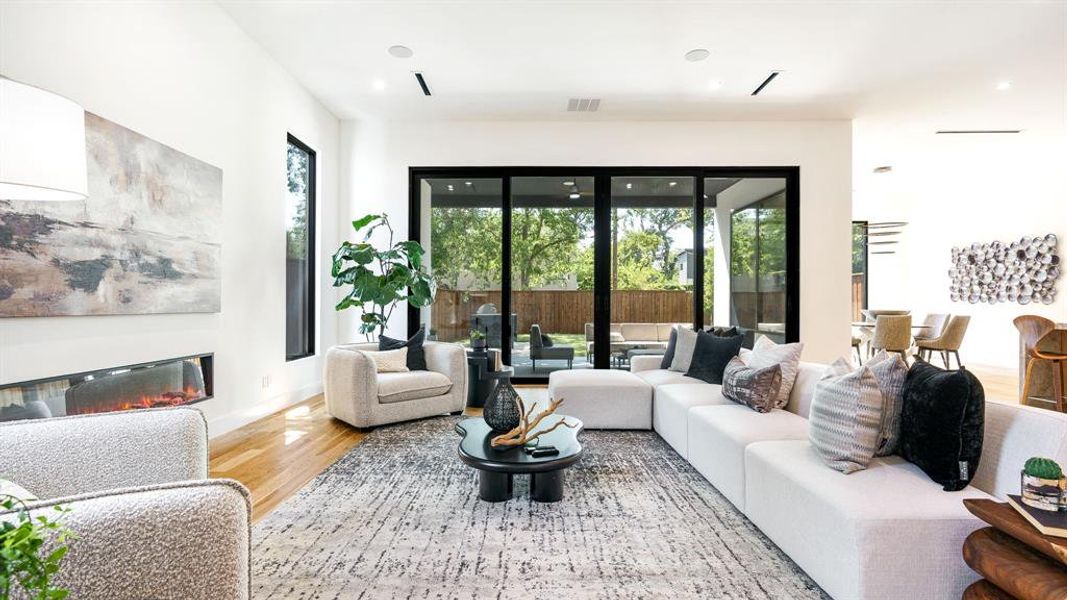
xmin=490 ymin=396 xmax=578 ymax=448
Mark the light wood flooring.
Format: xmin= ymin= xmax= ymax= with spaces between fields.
xmin=209 ymin=365 xmax=1023 ymax=523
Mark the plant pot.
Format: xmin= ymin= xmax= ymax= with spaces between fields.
xmin=471 ymin=339 xmax=486 ymax=350
xmin=1021 ymin=470 xmax=1066 ymax=512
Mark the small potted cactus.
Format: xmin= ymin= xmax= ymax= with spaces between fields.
xmin=1021 ymin=457 xmax=1065 ymax=512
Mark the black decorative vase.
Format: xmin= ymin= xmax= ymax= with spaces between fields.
xmin=483 ymin=380 xmax=521 ymax=432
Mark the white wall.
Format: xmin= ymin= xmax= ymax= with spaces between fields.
xmin=339 ymin=119 xmax=853 ymax=364
xmin=853 ymin=119 xmax=1067 ymax=371
xmin=0 ymin=1 xmax=341 ymax=436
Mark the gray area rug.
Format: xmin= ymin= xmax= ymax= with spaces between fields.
xmin=252 ymin=416 xmax=828 ymax=599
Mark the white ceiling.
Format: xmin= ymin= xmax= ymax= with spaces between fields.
xmin=220 ymin=0 xmax=1067 ymax=122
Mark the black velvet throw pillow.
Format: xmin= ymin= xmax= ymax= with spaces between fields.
xmin=899 ymin=359 xmax=985 ymax=491
xmin=685 ymin=332 xmax=744 ymax=385
xmin=542 ymin=333 xmax=554 ymax=347
xmin=379 ymin=326 xmax=427 ymax=371
xmin=661 ymin=327 xmax=679 ymax=369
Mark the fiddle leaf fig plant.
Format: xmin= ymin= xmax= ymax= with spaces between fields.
xmin=332 ymin=213 xmax=436 ymax=338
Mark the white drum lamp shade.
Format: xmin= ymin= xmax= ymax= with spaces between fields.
xmin=0 ymin=77 xmax=88 ymax=201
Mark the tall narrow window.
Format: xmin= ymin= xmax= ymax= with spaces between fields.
xmin=286 ymin=135 xmax=315 ymax=360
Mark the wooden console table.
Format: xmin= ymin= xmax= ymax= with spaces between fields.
xmin=962 ymin=499 xmax=1067 ymax=599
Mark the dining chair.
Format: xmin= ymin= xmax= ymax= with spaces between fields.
xmin=871 ymin=315 xmax=912 ymax=361
xmin=913 ymin=313 xmax=950 ymax=343
xmin=915 ymin=315 xmax=971 ymax=369
xmin=1014 ymin=315 xmax=1067 ymax=412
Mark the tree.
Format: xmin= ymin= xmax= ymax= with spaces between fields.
xmin=620 ymin=208 xmax=693 ymax=283
xmin=511 ymin=208 xmax=593 ymax=289
xmin=286 ymin=144 xmax=309 ymax=259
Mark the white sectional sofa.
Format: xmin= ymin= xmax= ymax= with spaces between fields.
xmin=626 ymin=354 xmax=1067 ymax=600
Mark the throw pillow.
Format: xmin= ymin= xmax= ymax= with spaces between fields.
xmin=0 ymin=478 xmax=37 ymax=502
xmin=684 ymin=332 xmax=744 ymax=384
xmin=541 ymin=333 xmax=554 ymax=347
xmin=361 ymin=347 xmax=410 ymax=373
xmin=661 ymin=326 xmax=679 ymax=369
xmin=705 ymin=326 xmax=741 ymax=338
xmin=808 ymin=358 xmax=885 ymax=474
xmin=866 ymin=350 xmax=909 ymax=456
xmin=899 ymin=359 xmax=985 ymax=491
xmin=379 ymin=327 xmax=427 ymax=371
xmin=748 ymin=335 xmax=804 ymax=409
xmin=669 ymin=327 xmax=700 ymax=372
xmin=722 ymin=356 xmax=783 ymax=413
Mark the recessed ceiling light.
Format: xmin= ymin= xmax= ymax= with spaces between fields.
xmin=372 ymin=79 xmax=386 ymax=91
xmin=562 ymin=180 xmax=575 ymax=187
xmin=669 ymin=181 xmax=678 ymax=187
xmin=873 ymin=166 xmax=893 ymax=174
xmin=708 ymin=80 xmax=724 ymax=91
xmin=569 ymin=192 xmax=581 ymax=200
xmin=996 ymin=80 xmax=1012 ymax=91
xmin=685 ymin=48 xmax=710 ymax=62
xmin=626 ymin=182 xmax=633 ymax=190
xmin=464 ymin=181 xmax=473 ymax=186
xmin=388 ymin=45 xmax=413 ymax=59
xmin=447 ymin=184 xmax=454 ymax=191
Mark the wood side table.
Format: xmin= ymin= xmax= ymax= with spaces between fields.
xmin=962 ymin=499 xmax=1067 ymax=599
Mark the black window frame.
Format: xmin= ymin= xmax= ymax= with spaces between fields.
xmin=285 ymin=133 xmax=317 ymax=362
xmin=408 ymin=166 xmax=799 ymax=384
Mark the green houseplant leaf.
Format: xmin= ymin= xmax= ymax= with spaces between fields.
xmin=332 ymin=213 xmax=437 ymax=339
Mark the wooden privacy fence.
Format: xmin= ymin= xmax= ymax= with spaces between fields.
xmin=430 ymin=288 xmax=694 ymax=340
xmin=852 ymin=273 xmax=865 ymax=321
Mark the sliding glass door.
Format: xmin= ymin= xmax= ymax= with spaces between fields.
xmin=509 ymin=176 xmax=595 ymax=377
xmin=410 ymin=167 xmax=798 ymax=383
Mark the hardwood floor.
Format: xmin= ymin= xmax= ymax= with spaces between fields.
xmin=209 ymin=368 xmax=1023 ymax=524
xmin=209 ymin=396 xmax=366 ymax=522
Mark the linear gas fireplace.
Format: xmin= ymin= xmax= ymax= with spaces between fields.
xmin=0 ymin=354 xmax=213 ymax=422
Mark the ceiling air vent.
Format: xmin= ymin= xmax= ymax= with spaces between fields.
xmin=567 ymin=98 xmax=601 ymax=112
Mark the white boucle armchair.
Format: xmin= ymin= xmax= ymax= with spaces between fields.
xmin=0 ymin=407 xmax=250 ymax=600
xmin=324 ymin=341 xmax=467 ymax=428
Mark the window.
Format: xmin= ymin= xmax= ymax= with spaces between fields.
xmin=852 ymin=221 xmax=868 ymax=321
xmin=286 ymin=135 xmax=315 ymax=361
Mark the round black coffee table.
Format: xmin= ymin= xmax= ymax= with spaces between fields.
xmin=455 ymin=414 xmax=583 ymax=503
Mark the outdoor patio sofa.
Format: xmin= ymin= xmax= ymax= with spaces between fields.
xmin=583 ymin=322 xmax=684 ymax=362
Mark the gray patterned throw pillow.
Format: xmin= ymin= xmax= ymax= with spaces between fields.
xmin=722 ymin=356 xmax=783 ymax=413
xmin=808 ymin=358 xmax=885 ymax=474
xmin=866 ymin=350 xmax=908 ymax=456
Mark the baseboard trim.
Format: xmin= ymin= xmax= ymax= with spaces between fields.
xmin=208 ymin=382 xmax=323 ymax=438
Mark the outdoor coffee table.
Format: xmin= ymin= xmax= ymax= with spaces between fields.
xmin=455 ymin=414 xmax=583 ymax=503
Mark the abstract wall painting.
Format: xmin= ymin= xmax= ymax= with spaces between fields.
xmin=0 ymin=113 xmax=222 ymax=317
xmin=949 ymin=234 xmax=1060 ymax=305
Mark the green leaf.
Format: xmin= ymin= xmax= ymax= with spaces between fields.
xmin=396 ymin=240 xmax=425 ymax=268
xmin=350 ymin=214 xmax=381 ymax=233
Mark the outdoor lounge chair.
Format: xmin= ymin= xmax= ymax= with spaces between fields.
xmin=529 ymin=324 xmax=574 ymax=371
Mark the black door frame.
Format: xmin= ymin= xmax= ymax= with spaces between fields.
xmin=408 ymin=166 xmax=800 ymax=384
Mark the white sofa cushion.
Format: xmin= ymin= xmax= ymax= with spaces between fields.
xmin=784 ymin=361 xmax=823 ymax=418
xmin=547 ymin=369 xmax=653 ymax=429
xmin=972 ymin=401 xmax=1067 ymax=499
xmin=652 ymin=383 xmax=731 ymax=459
xmin=744 ymin=440 xmax=991 ymax=600
xmin=620 ymin=322 xmax=659 ymax=342
xmin=0 ymin=478 xmax=37 ymax=501
xmin=377 ymin=371 xmax=452 ymax=404
xmin=687 ymin=405 xmax=808 ymax=510
xmin=634 ymin=368 xmax=703 ymax=388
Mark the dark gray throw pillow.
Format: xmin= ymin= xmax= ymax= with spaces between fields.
xmin=660 ymin=327 xmax=679 ymax=369
xmin=541 ymin=333 xmax=554 ymax=347
xmin=685 ymin=332 xmax=744 ymax=385
xmin=705 ymin=326 xmax=741 ymax=338
xmin=722 ymin=357 xmax=783 ymax=413
xmin=899 ymin=359 xmax=985 ymax=491
xmin=379 ymin=326 xmax=427 ymax=371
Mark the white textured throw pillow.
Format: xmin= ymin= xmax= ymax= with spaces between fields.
xmin=866 ymin=350 xmax=909 ymax=456
xmin=361 ymin=347 xmax=410 ymax=373
xmin=669 ymin=327 xmax=699 ymax=372
xmin=749 ymin=335 xmax=804 ymax=408
xmin=0 ymin=478 xmax=37 ymax=502
xmin=808 ymin=358 xmax=885 ymax=474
